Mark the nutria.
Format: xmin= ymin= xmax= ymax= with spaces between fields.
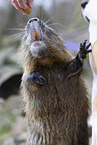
xmin=20 ymin=18 xmax=91 ymax=145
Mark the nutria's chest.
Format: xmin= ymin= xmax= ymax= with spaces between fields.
xmin=24 ymin=62 xmax=81 ymax=119
xmin=35 ymin=62 xmax=69 ymax=89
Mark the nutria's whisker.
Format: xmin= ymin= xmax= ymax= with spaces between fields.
xmin=8 ymin=32 xmax=25 ymax=38
xmin=16 ymin=21 xmax=24 ymax=26
xmin=15 ymin=33 xmax=25 ymax=39
xmin=7 ymin=28 xmax=25 ymax=31
xmin=48 ymin=23 xmax=66 ymax=29
xmin=45 ymin=17 xmax=54 ymax=24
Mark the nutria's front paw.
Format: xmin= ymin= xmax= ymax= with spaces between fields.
xmin=78 ymin=40 xmax=91 ymax=60
xmin=24 ymin=72 xmax=46 ymax=86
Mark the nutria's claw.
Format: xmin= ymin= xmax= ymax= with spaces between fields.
xmin=78 ymin=40 xmax=92 ymax=60
xmin=23 ymin=72 xmax=46 ymax=87
xmin=29 ymin=72 xmax=46 ymax=86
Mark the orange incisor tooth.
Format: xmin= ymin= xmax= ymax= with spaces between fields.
xmin=34 ymin=30 xmax=38 ymax=37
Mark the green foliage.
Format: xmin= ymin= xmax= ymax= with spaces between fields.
xmin=0 ymin=124 xmax=11 ymax=136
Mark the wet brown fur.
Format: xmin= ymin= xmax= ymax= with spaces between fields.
xmin=20 ymin=19 xmax=89 ymax=145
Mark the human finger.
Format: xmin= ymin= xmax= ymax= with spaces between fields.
xmin=11 ymin=0 xmax=24 ymax=13
xmin=16 ymin=0 xmax=27 ymax=9
xmin=27 ymin=0 xmax=33 ymax=8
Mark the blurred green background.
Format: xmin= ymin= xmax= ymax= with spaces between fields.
xmin=0 ymin=0 xmax=92 ymax=144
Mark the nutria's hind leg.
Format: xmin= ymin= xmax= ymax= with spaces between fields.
xmin=23 ymin=71 xmax=47 ymax=86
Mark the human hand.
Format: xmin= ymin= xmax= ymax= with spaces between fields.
xmin=9 ymin=0 xmax=33 ymax=14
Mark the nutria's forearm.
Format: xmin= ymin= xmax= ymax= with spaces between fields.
xmin=67 ymin=40 xmax=91 ymax=76
xmin=67 ymin=55 xmax=83 ymax=76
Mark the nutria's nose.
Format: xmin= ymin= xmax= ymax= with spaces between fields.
xmin=81 ymin=0 xmax=88 ymax=9
xmin=28 ymin=18 xmax=39 ymax=23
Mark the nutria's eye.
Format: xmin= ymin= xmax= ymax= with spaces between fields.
xmin=42 ymin=24 xmax=45 ymax=28
xmin=39 ymin=20 xmax=45 ymax=27
xmin=42 ymin=24 xmax=45 ymax=32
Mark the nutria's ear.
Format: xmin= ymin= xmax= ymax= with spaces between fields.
xmin=81 ymin=0 xmax=90 ymax=23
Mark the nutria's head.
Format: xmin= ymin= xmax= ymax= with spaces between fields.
xmin=24 ymin=18 xmax=67 ymax=58
xmin=20 ymin=18 xmax=72 ymax=71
